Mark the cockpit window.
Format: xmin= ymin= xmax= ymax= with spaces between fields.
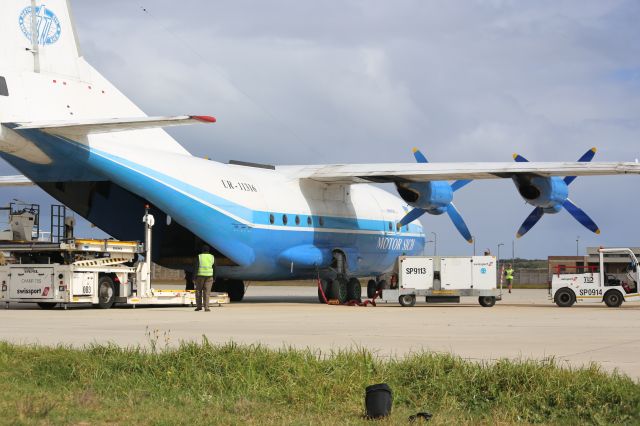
xmin=0 ymin=77 xmax=8 ymax=96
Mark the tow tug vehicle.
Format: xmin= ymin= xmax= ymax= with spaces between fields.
xmin=551 ymin=248 xmax=640 ymax=307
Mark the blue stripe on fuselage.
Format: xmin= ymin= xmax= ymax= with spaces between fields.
xmin=9 ymin=129 xmax=426 ymax=278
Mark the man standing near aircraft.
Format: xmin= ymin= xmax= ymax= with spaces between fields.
xmin=505 ymin=264 xmax=515 ymax=294
xmin=194 ymin=245 xmax=215 ymax=311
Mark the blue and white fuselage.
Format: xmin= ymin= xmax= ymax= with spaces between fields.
xmin=0 ymin=121 xmax=425 ymax=281
xmin=80 ymin=143 xmax=426 ymax=280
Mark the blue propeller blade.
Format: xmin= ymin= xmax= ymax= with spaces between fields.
xmin=563 ymin=198 xmax=600 ymax=234
xmin=446 ymin=203 xmax=473 ymax=243
xmin=513 ymin=153 xmax=529 ymax=163
xmin=414 ymin=148 xmax=472 ymax=192
xmin=516 ymin=207 xmax=544 ymax=238
xmin=398 ymin=207 xmax=427 ymax=227
xmin=412 ymin=148 xmax=428 ymax=163
xmin=451 ymin=179 xmax=472 ymax=191
xmin=564 ymin=147 xmax=597 ymax=186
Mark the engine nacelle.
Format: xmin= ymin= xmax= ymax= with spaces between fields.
xmin=395 ymin=181 xmax=453 ymax=215
xmin=512 ymin=175 xmax=568 ymax=213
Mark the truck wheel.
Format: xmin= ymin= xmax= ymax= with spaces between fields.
xmin=554 ymin=288 xmax=575 ymax=308
xmin=226 ymin=280 xmax=245 ymax=302
xmin=478 ymin=296 xmax=496 ymax=307
xmin=37 ymin=302 xmax=57 ymax=310
xmin=604 ymin=290 xmax=623 ymax=308
xmin=399 ymin=294 xmax=416 ymax=307
xmin=346 ymin=278 xmax=362 ymax=302
xmin=367 ymin=280 xmax=377 ymax=298
xmin=95 ymin=276 xmax=116 ymax=309
xmin=318 ymin=279 xmax=330 ymax=303
xmin=328 ymin=277 xmax=348 ymax=303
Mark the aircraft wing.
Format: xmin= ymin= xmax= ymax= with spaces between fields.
xmin=277 ymin=161 xmax=640 ymax=183
xmin=0 ymin=175 xmax=33 ymax=186
xmin=6 ymin=115 xmax=216 ymax=138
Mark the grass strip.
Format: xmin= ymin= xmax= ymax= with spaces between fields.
xmin=0 ymin=339 xmax=638 ymax=425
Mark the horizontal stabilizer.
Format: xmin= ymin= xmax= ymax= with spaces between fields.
xmin=0 ymin=175 xmax=33 ymax=186
xmin=5 ymin=115 xmax=216 ymax=138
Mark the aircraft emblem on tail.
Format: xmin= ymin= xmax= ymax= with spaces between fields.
xmin=19 ymin=5 xmax=62 ymax=46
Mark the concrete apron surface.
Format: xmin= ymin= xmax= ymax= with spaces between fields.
xmin=0 ymin=288 xmax=638 ymax=380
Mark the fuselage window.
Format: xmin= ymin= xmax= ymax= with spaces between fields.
xmin=307 ymin=216 xmax=312 ymax=226
xmin=269 ymin=213 xmax=275 ymax=225
xmin=0 ymin=77 xmax=8 ymax=96
xmin=282 ymin=214 xmax=288 ymax=225
xmin=319 ymin=217 xmax=325 ymax=227
xmin=295 ymin=215 xmax=300 ymax=225
xmin=388 ymin=222 xmax=393 ymax=231
xmin=396 ymin=223 xmax=402 ymax=232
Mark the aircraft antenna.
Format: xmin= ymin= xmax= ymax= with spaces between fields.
xmin=30 ymin=0 xmax=40 ymax=73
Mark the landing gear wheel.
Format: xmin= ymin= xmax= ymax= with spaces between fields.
xmin=212 ymin=280 xmax=228 ymax=293
xmin=328 ymin=277 xmax=348 ymax=303
xmin=376 ymin=280 xmax=389 ymax=292
xmin=37 ymin=302 xmax=57 ymax=310
xmin=604 ymin=290 xmax=623 ymax=308
xmin=346 ymin=278 xmax=362 ymax=302
xmin=95 ymin=276 xmax=116 ymax=309
xmin=367 ymin=280 xmax=377 ymax=298
xmin=478 ymin=296 xmax=496 ymax=307
xmin=399 ymin=294 xmax=416 ymax=307
xmin=318 ymin=279 xmax=330 ymax=303
xmin=554 ymin=288 xmax=575 ymax=308
xmin=226 ymin=280 xmax=245 ymax=302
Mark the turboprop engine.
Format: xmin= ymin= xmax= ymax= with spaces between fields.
xmin=395 ymin=181 xmax=452 ymax=216
xmin=512 ymin=148 xmax=600 ymax=237
xmin=395 ymin=148 xmax=473 ymax=243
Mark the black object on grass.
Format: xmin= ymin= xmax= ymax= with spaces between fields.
xmin=365 ymin=383 xmax=392 ymax=419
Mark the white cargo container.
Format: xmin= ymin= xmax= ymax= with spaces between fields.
xmin=380 ymin=255 xmax=501 ymax=307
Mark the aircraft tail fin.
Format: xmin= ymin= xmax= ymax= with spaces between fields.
xmin=0 ymin=0 xmax=197 ymax=160
xmin=1 ymin=1 xmax=82 ymax=78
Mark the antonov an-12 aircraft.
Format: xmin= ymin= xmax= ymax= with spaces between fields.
xmin=0 ymin=1 xmax=638 ymax=302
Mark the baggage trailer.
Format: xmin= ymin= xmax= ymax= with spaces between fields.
xmin=380 ymin=255 xmax=502 ymax=307
xmin=0 ymin=210 xmax=229 ymax=309
xmin=551 ymin=247 xmax=640 ymax=308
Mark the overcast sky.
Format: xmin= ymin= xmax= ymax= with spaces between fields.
xmin=3 ymin=0 xmax=640 ymax=258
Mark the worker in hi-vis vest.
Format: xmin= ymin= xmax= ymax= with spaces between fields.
xmin=194 ymin=245 xmax=215 ymax=311
xmin=505 ymin=264 xmax=514 ymax=294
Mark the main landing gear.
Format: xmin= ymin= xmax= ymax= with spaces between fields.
xmin=318 ymin=250 xmax=388 ymax=304
xmin=317 ymin=276 xmax=392 ymax=304
xmin=317 ymin=277 xmax=363 ymax=304
xmin=213 ymin=279 xmax=246 ymax=302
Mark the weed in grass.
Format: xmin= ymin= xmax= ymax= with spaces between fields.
xmin=17 ymin=395 xmax=57 ymax=421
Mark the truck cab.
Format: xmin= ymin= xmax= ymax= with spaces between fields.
xmin=551 ymin=248 xmax=640 ymax=307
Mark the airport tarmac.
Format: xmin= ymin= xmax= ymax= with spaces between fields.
xmin=1 ymin=287 xmax=639 ymax=379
